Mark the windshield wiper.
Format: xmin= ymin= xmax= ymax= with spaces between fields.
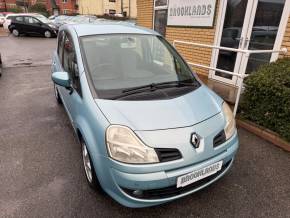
xmin=122 ymin=80 xmax=198 ymax=94
xmin=109 ymin=80 xmax=200 ymax=100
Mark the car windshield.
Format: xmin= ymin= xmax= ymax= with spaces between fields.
xmin=34 ymin=15 xmax=49 ymax=23
xmin=80 ymin=34 xmax=200 ymax=100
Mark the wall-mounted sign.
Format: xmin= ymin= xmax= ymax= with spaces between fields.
xmin=167 ymin=0 xmax=216 ymax=27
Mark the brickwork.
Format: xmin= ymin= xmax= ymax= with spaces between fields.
xmin=281 ymin=15 xmax=290 ymax=57
xmin=137 ymin=1 xmax=290 ymax=77
xmin=137 ymin=0 xmax=220 ymax=76
xmin=136 ymin=0 xmax=153 ymax=29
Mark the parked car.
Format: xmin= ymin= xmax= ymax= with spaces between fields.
xmin=48 ymin=15 xmax=58 ymax=21
xmin=9 ymin=14 xmax=58 ymax=38
xmin=3 ymin=13 xmax=37 ymax=29
xmin=51 ymin=24 xmax=239 ymax=208
xmin=3 ymin=13 xmax=14 ymax=29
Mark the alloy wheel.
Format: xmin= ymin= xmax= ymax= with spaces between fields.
xmin=12 ymin=29 xmax=19 ymax=37
xmin=82 ymin=142 xmax=93 ymax=183
xmin=44 ymin=31 xmax=51 ymax=38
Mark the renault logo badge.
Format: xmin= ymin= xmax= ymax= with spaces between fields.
xmin=191 ymin=133 xmax=201 ymax=149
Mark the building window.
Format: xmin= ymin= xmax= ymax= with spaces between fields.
xmin=63 ymin=0 xmax=68 ymax=3
xmin=154 ymin=0 xmax=168 ymax=36
xmin=63 ymin=9 xmax=69 ymax=14
xmin=154 ymin=0 xmax=167 ymax=8
xmin=109 ymin=9 xmax=116 ymax=15
xmin=109 ymin=0 xmax=116 ymax=2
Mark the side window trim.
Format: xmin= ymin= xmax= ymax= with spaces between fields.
xmin=57 ymin=31 xmax=65 ymax=67
xmin=62 ymin=31 xmax=82 ymax=96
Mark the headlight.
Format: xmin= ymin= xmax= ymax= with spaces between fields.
xmin=106 ymin=125 xmax=159 ymax=164
xmin=48 ymin=24 xmax=56 ymax=29
xmin=222 ymin=102 xmax=236 ymax=139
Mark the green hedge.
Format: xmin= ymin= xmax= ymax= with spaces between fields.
xmin=239 ymin=58 xmax=290 ymax=142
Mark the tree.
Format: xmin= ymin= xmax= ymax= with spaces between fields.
xmin=7 ymin=6 xmax=23 ymax=13
xmin=28 ymin=3 xmax=49 ymax=17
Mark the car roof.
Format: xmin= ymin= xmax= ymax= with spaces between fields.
xmin=68 ymin=23 xmax=160 ymax=37
xmin=7 ymin=13 xmax=40 ymax=17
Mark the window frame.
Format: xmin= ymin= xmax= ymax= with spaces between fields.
xmin=57 ymin=30 xmax=65 ymax=66
xmin=109 ymin=9 xmax=116 ymax=15
xmin=62 ymin=31 xmax=82 ymax=95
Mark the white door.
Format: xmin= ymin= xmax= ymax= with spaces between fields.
xmin=210 ymin=0 xmax=289 ymax=86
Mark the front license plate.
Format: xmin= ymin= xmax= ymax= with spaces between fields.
xmin=176 ymin=161 xmax=223 ymax=188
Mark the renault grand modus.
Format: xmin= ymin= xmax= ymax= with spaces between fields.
xmin=51 ymin=23 xmax=239 ymax=208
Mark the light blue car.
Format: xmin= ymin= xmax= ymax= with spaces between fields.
xmin=51 ymin=23 xmax=239 ymax=208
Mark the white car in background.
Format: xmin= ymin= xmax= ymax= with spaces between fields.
xmin=3 ymin=14 xmax=17 ymax=29
xmin=0 ymin=14 xmax=5 ymax=26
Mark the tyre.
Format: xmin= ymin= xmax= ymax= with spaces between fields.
xmin=12 ymin=29 xmax=19 ymax=37
xmin=81 ymin=139 xmax=104 ymax=192
xmin=54 ymin=84 xmax=62 ymax=104
xmin=44 ymin=30 xmax=52 ymax=38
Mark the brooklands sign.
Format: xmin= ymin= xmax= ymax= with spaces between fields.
xmin=167 ymin=0 xmax=216 ymax=27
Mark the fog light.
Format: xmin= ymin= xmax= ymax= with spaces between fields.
xmin=133 ymin=190 xmax=143 ymax=197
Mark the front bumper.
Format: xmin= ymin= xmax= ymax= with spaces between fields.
xmin=94 ymin=132 xmax=239 ymax=208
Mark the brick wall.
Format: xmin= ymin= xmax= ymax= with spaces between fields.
xmin=281 ymin=15 xmax=290 ymax=57
xmin=137 ymin=0 xmax=220 ymax=76
xmin=137 ymin=1 xmax=289 ymax=76
xmin=136 ymin=0 xmax=153 ymax=29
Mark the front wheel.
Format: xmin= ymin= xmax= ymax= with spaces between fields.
xmin=12 ymin=29 xmax=19 ymax=37
xmin=81 ymin=140 xmax=103 ymax=192
xmin=44 ymin=30 xmax=52 ymax=38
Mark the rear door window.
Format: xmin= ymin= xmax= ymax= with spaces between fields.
xmin=24 ymin=17 xmax=39 ymax=24
xmin=15 ymin=16 xmax=24 ymax=22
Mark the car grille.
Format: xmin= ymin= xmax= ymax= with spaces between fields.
xmin=155 ymin=148 xmax=182 ymax=162
xmin=213 ymin=130 xmax=226 ymax=147
xmin=121 ymin=159 xmax=232 ymax=200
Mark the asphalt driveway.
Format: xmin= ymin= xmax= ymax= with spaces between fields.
xmin=0 ymin=35 xmax=290 ymax=218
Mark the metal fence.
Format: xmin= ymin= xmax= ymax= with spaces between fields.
xmin=173 ymin=40 xmax=288 ymax=117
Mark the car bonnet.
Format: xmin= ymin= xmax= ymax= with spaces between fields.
xmin=95 ymin=85 xmax=223 ymax=131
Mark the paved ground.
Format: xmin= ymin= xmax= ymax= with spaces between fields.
xmin=0 ymin=36 xmax=290 ymax=218
xmin=0 ymin=31 xmax=56 ymax=67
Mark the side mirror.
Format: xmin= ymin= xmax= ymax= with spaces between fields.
xmin=52 ymin=71 xmax=71 ymax=88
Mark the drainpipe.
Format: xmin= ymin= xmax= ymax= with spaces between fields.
xmin=121 ymin=0 xmax=123 ymax=15
xmin=4 ymin=0 xmax=7 ymax=12
xmin=129 ymin=0 xmax=130 ymax=18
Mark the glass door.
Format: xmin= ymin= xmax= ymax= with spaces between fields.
xmin=211 ymin=0 xmax=287 ymax=86
xmin=242 ymin=0 xmax=286 ymax=75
